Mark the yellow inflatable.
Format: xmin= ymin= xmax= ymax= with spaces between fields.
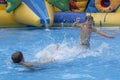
xmin=13 ymin=2 xmax=41 ymax=26
xmin=0 ymin=4 xmax=6 ymax=10
xmin=95 ymin=0 xmax=120 ymax=12
xmin=74 ymin=0 xmax=88 ymax=12
xmin=116 ymin=6 xmax=120 ymax=13
xmin=0 ymin=0 xmax=120 ymax=27
xmin=0 ymin=10 xmax=25 ymax=27
xmin=87 ymin=13 xmax=120 ymax=26
xmin=0 ymin=0 xmax=54 ymax=27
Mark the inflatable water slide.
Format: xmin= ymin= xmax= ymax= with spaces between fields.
xmin=53 ymin=0 xmax=120 ymax=27
xmin=0 ymin=0 xmax=54 ymax=27
xmin=0 ymin=0 xmax=120 ymax=27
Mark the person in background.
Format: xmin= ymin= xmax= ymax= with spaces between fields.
xmin=72 ymin=15 xmax=114 ymax=49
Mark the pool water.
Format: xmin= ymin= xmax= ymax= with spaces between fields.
xmin=0 ymin=27 xmax=120 ymax=80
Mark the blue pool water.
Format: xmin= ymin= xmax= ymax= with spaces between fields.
xmin=0 ymin=27 xmax=120 ymax=80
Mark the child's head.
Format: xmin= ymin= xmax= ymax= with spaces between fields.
xmin=11 ymin=51 xmax=24 ymax=63
xmin=85 ymin=15 xmax=94 ymax=25
xmin=85 ymin=15 xmax=94 ymax=22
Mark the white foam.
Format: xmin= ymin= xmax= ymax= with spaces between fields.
xmin=35 ymin=42 xmax=81 ymax=62
xmin=45 ymin=28 xmax=50 ymax=31
xmin=35 ymin=41 xmax=109 ymax=62
xmin=78 ymin=42 xmax=109 ymax=58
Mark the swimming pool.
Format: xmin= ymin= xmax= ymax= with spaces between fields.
xmin=0 ymin=27 xmax=120 ymax=80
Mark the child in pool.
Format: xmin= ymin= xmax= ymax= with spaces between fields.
xmin=11 ymin=51 xmax=55 ymax=70
xmin=72 ymin=15 xmax=114 ymax=49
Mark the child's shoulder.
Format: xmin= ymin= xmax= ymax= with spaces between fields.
xmin=78 ymin=23 xmax=86 ymax=26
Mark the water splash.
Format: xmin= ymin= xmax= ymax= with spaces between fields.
xmin=35 ymin=41 xmax=109 ymax=62
xmin=61 ymin=22 xmax=64 ymax=27
xmin=44 ymin=20 xmax=50 ymax=31
xmin=77 ymin=42 xmax=109 ymax=58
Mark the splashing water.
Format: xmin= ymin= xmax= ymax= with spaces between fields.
xmin=35 ymin=41 xmax=109 ymax=63
xmin=78 ymin=42 xmax=109 ymax=58
xmin=0 ymin=27 xmax=119 ymax=80
xmin=61 ymin=22 xmax=64 ymax=27
xmin=44 ymin=20 xmax=50 ymax=31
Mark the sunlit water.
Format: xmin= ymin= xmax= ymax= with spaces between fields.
xmin=0 ymin=27 xmax=120 ymax=80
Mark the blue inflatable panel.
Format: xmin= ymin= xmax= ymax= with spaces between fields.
xmin=85 ymin=0 xmax=98 ymax=12
xmin=23 ymin=0 xmax=50 ymax=24
xmin=54 ymin=12 xmax=86 ymax=23
xmin=0 ymin=2 xmax=7 ymax=4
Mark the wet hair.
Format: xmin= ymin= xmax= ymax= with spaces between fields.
xmin=11 ymin=51 xmax=24 ymax=63
xmin=85 ymin=15 xmax=93 ymax=21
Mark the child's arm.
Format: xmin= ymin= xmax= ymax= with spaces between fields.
xmin=93 ymin=28 xmax=114 ymax=38
xmin=72 ymin=22 xmax=82 ymax=27
xmin=20 ymin=62 xmax=34 ymax=70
